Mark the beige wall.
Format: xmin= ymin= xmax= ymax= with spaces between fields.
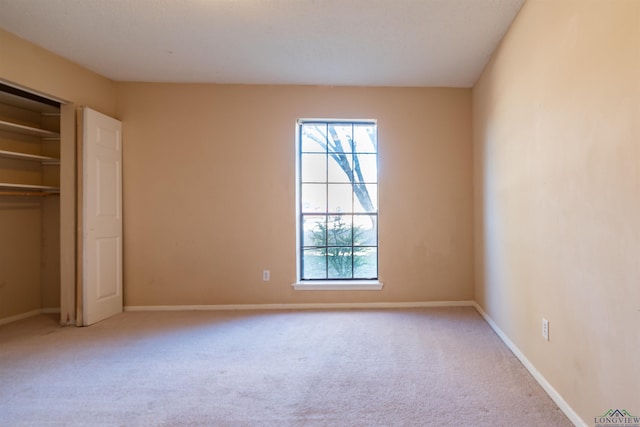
xmin=41 ymin=197 xmax=60 ymax=310
xmin=117 ymin=83 xmax=474 ymax=306
xmin=0 ymin=199 xmax=41 ymax=317
xmin=0 ymin=29 xmax=117 ymax=321
xmin=1 ymin=28 xmax=473 ymax=318
xmin=473 ymin=0 xmax=640 ymax=423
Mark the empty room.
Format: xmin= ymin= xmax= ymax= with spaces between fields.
xmin=0 ymin=0 xmax=638 ymax=426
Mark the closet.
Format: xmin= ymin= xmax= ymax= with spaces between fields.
xmin=0 ymin=84 xmax=63 ymax=322
xmin=0 ymin=83 xmax=122 ymax=327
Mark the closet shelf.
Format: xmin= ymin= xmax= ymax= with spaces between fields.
xmin=0 ymin=149 xmax=60 ymax=164
xmin=0 ymin=119 xmax=60 ymax=138
xmin=0 ymin=182 xmax=60 ymax=193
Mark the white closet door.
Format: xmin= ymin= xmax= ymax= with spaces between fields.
xmin=82 ymin=107 xmax=123 ymax=326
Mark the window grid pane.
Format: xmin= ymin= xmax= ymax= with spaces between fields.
xmin=300 ymin=213 xmax=378 ymax=280
xmin=299 ymin=120 xmax=378 ymax=281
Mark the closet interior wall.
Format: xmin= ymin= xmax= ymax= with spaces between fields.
xmin=0 ymin=86 xmax=61 ymax=321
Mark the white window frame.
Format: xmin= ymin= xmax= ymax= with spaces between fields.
xmin=292 ymin=119 xmax=383 ymax=291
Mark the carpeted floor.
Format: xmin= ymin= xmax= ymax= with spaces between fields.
xmin=0 ymin=307 xmax=571 ymax=426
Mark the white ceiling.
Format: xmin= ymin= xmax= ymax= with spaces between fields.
xmin=0 ymin=0 xmax=526 ymax=87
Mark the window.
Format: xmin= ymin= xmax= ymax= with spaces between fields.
xmin=296 ymin=120 xmax=379 ymax=284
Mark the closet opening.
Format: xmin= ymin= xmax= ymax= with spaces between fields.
xmin=0 ymin=82 xmax=75 ymax=326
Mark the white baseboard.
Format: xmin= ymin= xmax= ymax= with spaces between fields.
xmin=471 ymin=302 xmax=586 ymax=427
xmin=0 ymin=309 xmax=41 ymax=326
xmin=0 ymin=308 xmax=61 ymax=326
xmin=1 ymin=300 xmax=584 ymax=426
xmin=125 ymin=300 xmax=475 ymax=312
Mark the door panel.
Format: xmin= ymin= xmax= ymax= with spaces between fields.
xmin=82 ymin=107 xmax=122 ymax=326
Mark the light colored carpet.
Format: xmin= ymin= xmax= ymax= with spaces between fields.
xmin=0 ymin=307 xmax=571 ymax=426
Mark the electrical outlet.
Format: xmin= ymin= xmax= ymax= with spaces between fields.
xmin=542 ymin=318 xmax=549 ymax=341
xmin=262 ymin=270 xmax=270 ymax=282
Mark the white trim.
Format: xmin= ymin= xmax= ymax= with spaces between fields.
xmin=297 ymin=118 xmax=377 ymax=125
xmin=0 ymin=78 xmax=68 ymax=104
xmin=0 ymin=309 xmax=41 ymax=326
xmin=0 ymin=301 xmax=584 ymax=427
xmin=294 ymin=120 xmax=302 ymax=281
xmin=292 ymin=280 xmax=384 ymax=291
xmin=295 ymin=119 xmax=380 ymax=284
xmin=472 ymin=303 xmax=586 ymax=427
xmin=0 ymin=308 xmax=60 ymax=326
xmin=125 ymin=300 xmax=474 ymax=312
xmin=0 ymin=307 xmax=60 ymax=325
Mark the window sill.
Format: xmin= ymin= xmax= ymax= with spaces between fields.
xmin=291 ymin=280 xmax=384 ymax=291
